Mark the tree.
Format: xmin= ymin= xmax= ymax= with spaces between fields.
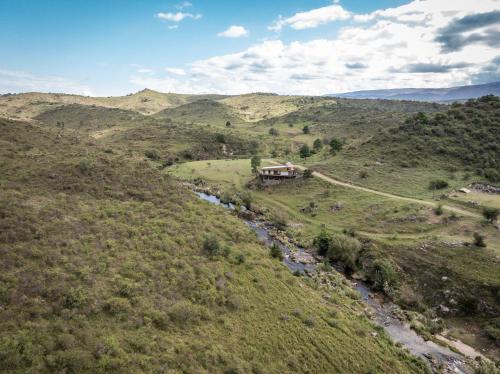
xmin=313 ymin=138 xmax=323 ymax=152
xmin=250 ymin=155 xmax=261 ymax=173
xmin=269 ymin=128 xmax=279 ymax=136
xmin=313 ymin=231 xmax=332 ymax=256
xmin=299 ymin=144 xmax=311 ymax=159
xmin=329 ymin=138 xmax=343 ymax=154
xmin=302 ymin=125 xmax=310 ymax=134
xmin=483 ymin=207 xmax=499 ymax=224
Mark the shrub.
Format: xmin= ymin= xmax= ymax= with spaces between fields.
xmin=270 ymin=211 xmax=288 ymax=230
xmin=313 ymin=231 xmax=332 ymax=256
xmin=313 ymin=138 xmax=323 ymax=151
xmin=429 ymin=179 xmax=449 ymax=190
xmin=215 ymin=133 xmax=226 ymax=143
xmin=269 ymin=244 xmax=283 ymax=260
xmin=369 ymin=259 xmax=399 ymax=295
xmin=483 ymin=317 xmax=500 ymax=346
xmin=358 ymin=170 xmax=368 ymax=179
xmin=313 ymin=232 xmax=361 ymax=272
xmin=225 ymin=121 xmax=231 ymax=127
xmin=303 ymin=317 xmax=315 ymax=327
xmin=269 ymin=128 xmax=279 ymax=136
xmin=303 ymin=169 xmax=313 ymax=178
xmin=484 ymin=168 xmax=500 ymax=182
xmin=329 ymin=138 xmax=343 ymax=154
xmin=62 ymin=287 xmax=87 ymax=309
xmin=473 ymin=232 xmax=486 ymax=247
xmin=203 ymin=236 xmax=220 ymax=256
xmin=144 ymin=150 xmax=160 ymax=160
xmin=168 ymin=300 xmax=210 ymax=325
xmin=238 ymin=191 xmax=253 ymax=209
xmin=328 ymin=235 xmax=361 ymax=272
xmin=103 ymin=297 xmax=131 ymax=317
xmin=235 ymin=254 xmax=245 ymax=264
xmin=302 ymin=125 xmax=310 ymax=134
xmin=482 ymin=207 xmax=498 ymax=224
xmin=434 ymin=204 xmax=444 ymax=216
xmin=77 ymin=159 xmax=91 ymax=174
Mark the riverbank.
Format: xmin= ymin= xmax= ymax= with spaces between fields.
xmin=192 ymin=187 xmax=496 ymax=374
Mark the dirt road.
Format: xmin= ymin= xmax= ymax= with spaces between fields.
xmin=269 ymin=161 xmax=480 ymax=218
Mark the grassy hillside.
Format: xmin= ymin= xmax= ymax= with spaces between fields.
xmin=259 ymin=98 xmax=444 ymax=144
xmin=34 ymin=103 xmax=257 ymax=162
xmin=220 ymin=93 xmax=311 ymax=122
xmin=0 ymin=118 xmax=430 ymax=373
xmin=363 ymin=95 xmax=500 ymax=182
xmin=0 ymin=89 xmax=229 ymax=120
xmin=155 ymin=99 xmax=243 ymax=127
xmin=304 ymin=97 xmax=499 ymax=200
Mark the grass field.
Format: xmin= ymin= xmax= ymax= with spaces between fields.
xmin=0 ymin=118 xmax=434 ymax=373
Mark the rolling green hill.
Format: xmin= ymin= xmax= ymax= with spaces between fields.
xmin=363 ymin=95 xmax=500 ymax=182
xmin=34 ymin=103 xmax=257 ymax=162
xmin=154 ymin=99 xmax=243 ymax=126
xmin=0 ymin=89 xmax=229 ymax=120
xmin=0 ymin=117 xmax=427 ymax=373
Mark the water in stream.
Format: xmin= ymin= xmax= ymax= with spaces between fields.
xmin=195 ymin=191 xmax=472 ymax=373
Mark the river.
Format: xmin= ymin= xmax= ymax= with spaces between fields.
xmin=195 ymin=191 xmax=474 ymax=374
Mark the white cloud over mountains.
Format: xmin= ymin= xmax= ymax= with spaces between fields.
xmin=136 ymin=0 xmax=500 ymax=95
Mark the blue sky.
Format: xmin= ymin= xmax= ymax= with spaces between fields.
xmin=1 ymin=0 xmax=499 ymax=96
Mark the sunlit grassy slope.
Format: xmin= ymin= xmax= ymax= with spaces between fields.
xmin=0 ymin=89 xmax=228 ymax=119
xmin=0 ymin=118 xmax=430 ymax=373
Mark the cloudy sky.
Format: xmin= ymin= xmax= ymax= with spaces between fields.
xmin=1 ymin=0 xmax=500 ymax=96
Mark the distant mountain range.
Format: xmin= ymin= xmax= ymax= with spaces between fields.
xmin=330 ymin=81 xmax=500 ymax=102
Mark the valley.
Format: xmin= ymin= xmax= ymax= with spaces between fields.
xmin=0 ymin=89 xmax=499 ymax=373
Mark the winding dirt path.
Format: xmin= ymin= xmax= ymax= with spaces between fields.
xmin=269 ymin=161 xmax=480 ymax=219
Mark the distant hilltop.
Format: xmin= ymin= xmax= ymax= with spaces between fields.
xmin=329 ymin=81 xmax=500 ymax=102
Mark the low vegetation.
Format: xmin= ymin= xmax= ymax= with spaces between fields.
xmin=2 ymin=89 xmax=500 ymax=366
xmin=0 ymin=118 xmax=431 ymax=373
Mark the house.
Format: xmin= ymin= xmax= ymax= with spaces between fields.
xmin=259 ymin=162 xmax=297 ymax=184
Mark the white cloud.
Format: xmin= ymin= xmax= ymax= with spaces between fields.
xmin=175 ymin=1 xmax=192 ymax=10
xmin=136 ymin=0 xmax=500 ymax=95
xmin=137 ymin=68 xmax=153 ymax=74
xmin=156 ymin=12 xmax=202 ymax=22
xmin=218 ymin=25 xmax=249 ymax=38
xmin=165 ymin=67 xmax=186 ymax=76
xmin=269 ymin=3 xmax=351 ymax=31
xmin=0 ymin=68 xmax=93 ymax=96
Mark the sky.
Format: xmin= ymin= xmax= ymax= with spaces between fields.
xmin=1 ymin=0 xmax=500 ymax=96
